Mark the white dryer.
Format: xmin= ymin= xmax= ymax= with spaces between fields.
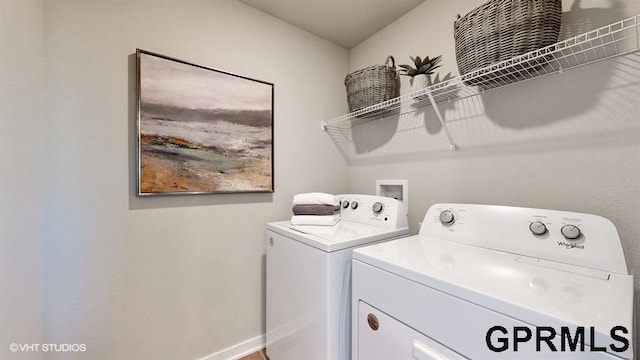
xmin=352 ymin=203 xmax=634 ymax=359
xmin=266 ymin=194 xmax=409 ymax=360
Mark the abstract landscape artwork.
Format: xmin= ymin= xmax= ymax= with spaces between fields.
xmin=136 ymin=49 xmax=274 ymax=196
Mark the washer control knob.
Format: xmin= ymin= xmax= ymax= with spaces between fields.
xmin=342 ymin=201 xmax=350 ymax=209
xmin=439 ymin=210 xmax=455 ymax=225
xmin=529 ymin=221 xmax=547 ymax=235
xmin=561 ymin=225 xmax=581 ymax=240
xmin=372 ymin=202 xmax=384 ymax=214
xmin=351 ymin=201 xmax=358 ymax=210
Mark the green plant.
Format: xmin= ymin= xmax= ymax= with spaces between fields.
xmin=399 ymin=55 xmax=442 ymax=77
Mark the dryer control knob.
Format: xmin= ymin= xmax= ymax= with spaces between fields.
xmin=367 ymin=313 xmax=379 ymax=331
xmin=529 ymin=221 xmax=547 ymax=235
xmin=561 ymin=225 xmax=581 ymax=240
xmin=351 ymin=201 xmax=358 ymax=210
xmin=439 ymin=210 xmax=455 ymax=225
xmin=342 ymin=201 xmax=350 ymax=209
xmin=372 ymin=202 xmax=384 ymax=214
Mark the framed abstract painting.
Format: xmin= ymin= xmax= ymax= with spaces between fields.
xmin=136 ymin=49 xmax=274 ymax=196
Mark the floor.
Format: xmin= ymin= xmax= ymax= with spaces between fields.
xmin=239 ymin=348 xmax=268 ymax=360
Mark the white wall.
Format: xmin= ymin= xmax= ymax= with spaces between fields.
xmin=41 ymin=0 xmax=348 ymax=359
xmin=348 ymin=0 xmax=640 ymax=344
xmin=0 ymin=0 xmax=45 ymax=359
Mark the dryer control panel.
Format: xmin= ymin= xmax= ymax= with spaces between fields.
xmin=338 ymin=194 xmax=408 ymax=230
xmin=420 ymin=203 xmax=629 ymax=275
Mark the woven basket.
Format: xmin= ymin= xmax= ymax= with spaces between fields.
xmin=344 ymin=56 xmax=400 ymax=114
xmin=454 ymin=0 xmax=562 ymax=87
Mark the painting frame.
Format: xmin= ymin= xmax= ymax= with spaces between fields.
xmin=136 ymin=49 xmax=274 ymax=196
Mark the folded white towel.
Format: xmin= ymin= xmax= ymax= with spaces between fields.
xmin=290 ymin=214 xmax=340 ymax=226
xmin=293 ymin=192 xmax=338 ymax=206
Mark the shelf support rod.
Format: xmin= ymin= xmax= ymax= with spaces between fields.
xmin=426 ymin=91 xmax=457 ymax=151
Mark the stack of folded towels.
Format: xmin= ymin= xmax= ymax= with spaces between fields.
xmin=291 ymin=192 xmax=340 ymax=226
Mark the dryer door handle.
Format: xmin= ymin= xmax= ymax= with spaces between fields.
xmin=413 ymin=340 xmax=448 ymax=360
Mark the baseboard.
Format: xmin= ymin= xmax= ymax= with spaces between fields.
xmin=198 ymin=334 xmax=265 ymax=360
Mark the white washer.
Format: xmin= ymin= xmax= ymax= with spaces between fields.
xmin=266 ymin=194 xmax=409 ymax=360
xmin=353 ymin=203 xmax=634 ymax=359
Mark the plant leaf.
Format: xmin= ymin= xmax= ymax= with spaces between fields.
xmin=414 ymin=56 xmax=422 ymax=68
xmin=418 ymin=64 xmax=431 ymax=74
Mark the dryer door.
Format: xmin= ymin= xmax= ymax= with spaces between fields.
xmin=356 ymin=301 xmax=467 ymax=360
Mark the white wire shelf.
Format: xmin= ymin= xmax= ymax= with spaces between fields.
xmin=322 ymin=14 xmax=640 ymax=159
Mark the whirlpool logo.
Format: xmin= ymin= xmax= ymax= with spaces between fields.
xmin=485 ymin=326 xmax=630 ymax=353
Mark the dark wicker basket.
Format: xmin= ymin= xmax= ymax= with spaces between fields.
xmin=454 ymin=0 xmax=562 ymax=87
xmin=344 ymin=56 xmax=400 ymax=114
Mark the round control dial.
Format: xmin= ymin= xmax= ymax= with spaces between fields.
xmin=439 ymin=210 xmax=455 ymax=225
xmin=561 ymin=224 xmax=581 ymax=240
xmin=529 ymin=221 xmax=547 ymax=235
xmin=351 ymin=201 xmax=358 ymax=210
xmin=342 ymin=201 xmax=350 ymax=209
xmin=372 ymin=202 xmax=384 ymax=214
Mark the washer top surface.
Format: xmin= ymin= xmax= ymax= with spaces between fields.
xmin=268 ymin=220 xmax=407 ymax=252
xmin=267 ymin=194 xmax=409 ymax=252
xmin=285 ymin=220 xmax=388 ymax=241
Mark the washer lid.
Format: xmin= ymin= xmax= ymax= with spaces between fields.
xmin=267 ymin=220 xmax=408 ymax=252
xmin=353 ymin=235 xmax=634 ymax=358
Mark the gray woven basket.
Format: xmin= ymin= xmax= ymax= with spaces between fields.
xmin=344 ymin=56 xmax=400 ymax=114
xmin=454 ymin=0 xmax=562 ymax=87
